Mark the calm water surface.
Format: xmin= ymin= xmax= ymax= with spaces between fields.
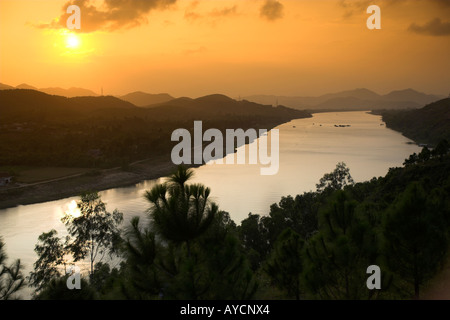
xmin=0 ymin=111 xmax=421 ymax=298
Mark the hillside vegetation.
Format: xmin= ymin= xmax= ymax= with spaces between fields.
xmin=0 ymin=89 xmax=310 ymax=169
xmin=13 ymin=148 xmax=450 ymax=300
xmin=376 ymin=98 xmax=450 ymax=145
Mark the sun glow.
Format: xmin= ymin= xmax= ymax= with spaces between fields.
xmin=66 ymin=200 xmax=81 ymax=218
xmin=66 ymin=33 xmax=81 ymax=49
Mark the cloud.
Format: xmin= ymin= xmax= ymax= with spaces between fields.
xmin=408 ymin=18 xmax=450 ymax=36
xmin=260 ymin=0 xmax=284 ymax=21
xmin=338 ymin=0 xmax=406 ymax=19
xmin=340 ymin=0 xmax=450 ymax=18
xmin=210 ymin=5 xmax=238 ymax=17
xmin=339 ymin=0 xmax=374 ymax=18
xmin=184 ymin=2 xmax=239 ymax=24
xmin=184 ymin=11 xmax=202 ymax=22
xmin=37 ymin=0 xmax=177 ymax=33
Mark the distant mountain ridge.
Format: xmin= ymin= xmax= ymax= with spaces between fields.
xmin=0 ymin=89 xmax=309 ymax=123
xmin=0 ymin=82 xmax=98 ymax=97
xmin=0 ymin=89 xmax=137 ymax=121
xmin=40 ymin=87 xmax=99 ymax=97
xmin=145 ymin=93 xmax=311 ymax=121
xmin=0 ymin=83 xmax=178 ymax=104
xmin=118 ymin=91 xmax=174 ymax=107
xmin=16 ymin=83 xmax=38 ymax=90
xmin=245 ymin=88 xmax=444 ymax=112
xmin=0 ymin=83 xmax=15 ymax=90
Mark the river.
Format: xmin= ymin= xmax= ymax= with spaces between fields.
xmin=0 ymin=111 xmax=421 ymax=299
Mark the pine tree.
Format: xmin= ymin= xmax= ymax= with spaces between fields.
xmin=0 ymin=237 xmax=25 ymax=300
xmin=265 ymin=228 xmax=304 ymax=299
xmin=383 ymin=182 xmax=448 ymax=299
xmin=303 ymin=190 xmax=378 ymax=299
xmin=145 ymin=166 xmax=217 ymax=256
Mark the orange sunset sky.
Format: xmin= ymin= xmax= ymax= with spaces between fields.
xmin=1 ymin=0 xmax=449 ymax=98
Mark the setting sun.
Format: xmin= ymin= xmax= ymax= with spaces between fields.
xmin=65 ymin=33 xmax=80 ymax=49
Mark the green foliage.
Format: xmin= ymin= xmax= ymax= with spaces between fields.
xmin=265 ymin=228 xmax=304 ymax=300
xmin=120 ymin=216 xmax=161 ymax=299
xmin=266 ymin=193 xmax=319 ymax=242
xmin=0 ymin=236 xmax=26 ymax=300
xmin=145 ymin=166 xmax=217 ymax=253
xmin=303 ymin=190 xmax=378 ymax=299
xmin=383 ymin=182 xmax=449 ymax=299
xmin=90 ymin=262 xmax=122 ymax=299
xmin=34 ymin=276 xmax=95 ymax=300
xmin=119 ymin=211 xmax=257 ymax=300
xmin=380 ymin=98 xmax=450 ymax=146
xmin=432 ymin=139 xmax=450 ymax=159
xmin=194 ymin=211 xmax=258 ymax=300
xmin=237 ymin=213 xmax=270 ymax=270
xmin=25 ymin=150 xmax=450 ymax=300
xmin=61 ymin=191 xmax=123 ymax=275
xmin=316 ymin=162 xmax=355 ymax=193
xmin=29 ymin=229 xmax=67 ymax=290
xmin=29 ymin=192 xmax=124 ymax=298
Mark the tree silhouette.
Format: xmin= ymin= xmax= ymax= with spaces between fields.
xmin=237 ymin=213 xmax=270 ymax=269
xmin=383 ymin=182 xmax=448 ymax=299
xmin=0 ymin=237 xmax=25 ymax=300
xmin=62 ymin=192 xmax=123 ymax=276
xmin=121 ymin=216 xmax=161 ymax=299
xmin=145 ymin=166 xmax=218 ymax=256
xmin=265 ymin=228 xmax=304 ymax=300
xmin=303 ymin=190 xmax=379 ymax=299
xmin=418 ymin=146 xmax=431 ymax=162
xmin=34 ymin=276 xmax=95 ymax=300
xmin=195 ymin=211 xmax=258 ymax=300
xmin=316 ymin=162 xmax=355 ymax=193
xmin=432 ymin=139 xmax=449 ymax=160
xmin=29 ymin=229 xmax=67 ymax=290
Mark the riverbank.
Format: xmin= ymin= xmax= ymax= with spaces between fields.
xmin=0 ymin=115 xmax=299 ymax=209
xmin=371 ymin=98 xmax=450 ymax=146
xmin=0 ymin=154 xmax=182 ymax=209
xmin=0 ymin=111 xmax=438 ymax=301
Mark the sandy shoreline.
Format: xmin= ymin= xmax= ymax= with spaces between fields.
xmin=0 ymin=155 xmax=191 ymax=209
xmin=0 ymin=118 xmax=300 ymax=210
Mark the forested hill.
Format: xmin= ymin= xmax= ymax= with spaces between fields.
xmin=375 ymin=98 xmax=450 ymax=146
xmin=146 ymin=94 xmax=311 ymax=121
xmin=118 ymin=91 xmax=174 ymax=106
xmin=0 ymin=89 xmax=310 ymax=168
xmin=0 ymin=89 xmax=309 ymax=122
xmin=0 ymin=89 xmax=137 ymax=121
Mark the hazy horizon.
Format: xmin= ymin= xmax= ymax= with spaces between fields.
xmin=1 ymin=82 xmax=447 ymax=99
xmin=1 ymin=0 xmax=449 ymax=98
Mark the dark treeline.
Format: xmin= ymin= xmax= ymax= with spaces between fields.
xmin=0 ymin=89 xmax=310 ymax=169
xmin=373 ymin=98 xmax=450 ymax=146
xmin=1 ymin=142 xmax=450 ymax=300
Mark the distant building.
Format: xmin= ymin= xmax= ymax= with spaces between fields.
xmin=0 ymin=172 xmax=13 ymax=186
